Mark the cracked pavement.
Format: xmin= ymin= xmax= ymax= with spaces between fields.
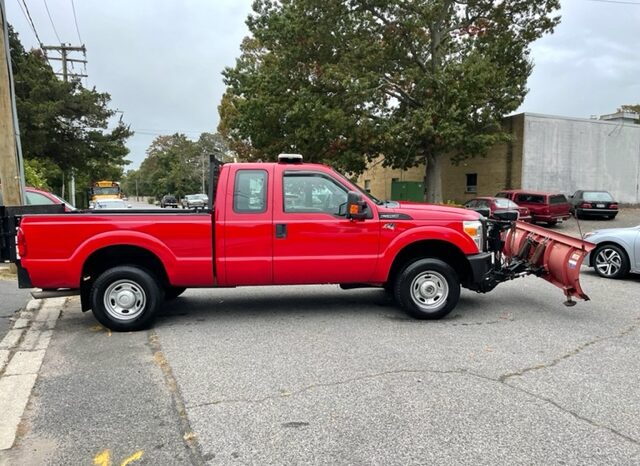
xmin=2 ymin=266 xmax=640 ymax=465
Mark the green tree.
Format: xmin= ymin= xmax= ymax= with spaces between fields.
xmin=9 ymin=26 xmax=132 ymax=201
xmin=124 ymin=132 xmax=231 ymax=200
xmin=133 ymin=134 xmax=200 ymax=200
xmin=220 ymin=0 xmax=560 ymax=201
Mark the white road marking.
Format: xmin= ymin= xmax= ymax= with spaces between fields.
xmin=0 ymin=297 xmax=64 ymax=450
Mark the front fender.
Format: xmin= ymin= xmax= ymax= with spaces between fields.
xmin=374 ymin=226 xmax=477 ymax=282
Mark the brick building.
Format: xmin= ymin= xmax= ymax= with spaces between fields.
xmin=358 ymin=112 xmax=640 ymax=205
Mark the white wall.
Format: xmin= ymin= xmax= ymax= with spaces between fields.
xmin=521 ymin=114 xmax=640 ymax=204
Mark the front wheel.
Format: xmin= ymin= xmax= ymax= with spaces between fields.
xmin=394 ymin=258 xmax=460 ymax=320
xmin=90 ymin=266 xmax=164 ymax=331
xmin=593 ymin=244 xmax=630 ymax=279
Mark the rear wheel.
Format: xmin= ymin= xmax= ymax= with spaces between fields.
xmin=90 ymin=266 xmax=164 ymax=331
xmin=394 ymin=259 xmax=460 ymax=320
xmin=593 ymin=244 xmax=630 ymax=279
xmin=546 ymin=220 xmax=557 ymax=226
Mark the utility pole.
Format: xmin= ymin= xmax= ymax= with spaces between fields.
xmin=42 ymin=43 xmax=87 ymax=206
xmin=0 ymin=0 xmax=24 ymax=206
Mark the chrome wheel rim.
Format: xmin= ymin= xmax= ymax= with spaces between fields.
xmin=103 ymin=279 xmax=146 ymax=321
xmin=595 ymin=248 xmax=622 ymax=277
xmin=410 ymin=271 xmax=449 ymax=311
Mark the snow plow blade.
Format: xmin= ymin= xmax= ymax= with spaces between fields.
xmin=503 ymin=221 xmax=596 ymax=303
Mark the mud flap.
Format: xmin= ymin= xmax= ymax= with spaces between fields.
xmin=502 ymin=221 xmax=596 ymax=304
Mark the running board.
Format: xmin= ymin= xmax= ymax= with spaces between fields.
xmin=31 ymin=289 xmax=80 ymax=299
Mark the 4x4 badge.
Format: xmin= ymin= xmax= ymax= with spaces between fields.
xmin=383 ymin=223 xmax=396 ymax=230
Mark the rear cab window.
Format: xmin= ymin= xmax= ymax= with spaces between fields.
xmin=549 ymin=194 xmax=568 ymax=204
xmin=233 ymin=170 xmax=268 ymax=213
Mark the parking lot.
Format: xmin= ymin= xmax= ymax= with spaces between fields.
xmin=1 ymin=210 xmax=639 ymax=465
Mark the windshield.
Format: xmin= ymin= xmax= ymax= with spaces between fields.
xmin=494 ymin=198 xmax=518 ymax=209
xmin=51 ymin=193 xmax=76 ymax=211
xmin=92 ymin=186 xmax=120 ymax=196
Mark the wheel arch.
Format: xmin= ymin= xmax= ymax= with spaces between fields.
xmin=80 ymin=245 xmax=169 ymax=311
xmin=386 ymin=239 xmax=472 ymax=288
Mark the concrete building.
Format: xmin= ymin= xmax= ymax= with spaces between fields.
xmin=358 ymin=112 xmax=640 ymax=205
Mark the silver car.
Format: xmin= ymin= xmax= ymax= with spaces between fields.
xmin=181 ymin=194 xmax=205 ymax=209
xmin=584 ymin=225 xmax=640 ymax=279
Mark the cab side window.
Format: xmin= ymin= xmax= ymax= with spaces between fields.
xmin=234 ymin=170 xmax=267 ymax=213
xmin=283 ymin=173 xmax=348 ymax=215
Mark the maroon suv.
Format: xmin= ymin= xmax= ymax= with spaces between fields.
xmin=495 ymin=190 xmax=571 ymax=226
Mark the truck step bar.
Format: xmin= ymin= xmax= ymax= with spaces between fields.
xmin=31 ymin=289 xmax=80 ymax=299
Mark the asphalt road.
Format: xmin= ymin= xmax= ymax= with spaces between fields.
xmin=0 ymin=207 xmax=638 ymax=465
xmin=0 ymin=272 xmax=31 ymax=343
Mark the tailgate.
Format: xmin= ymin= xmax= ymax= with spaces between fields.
xmin=503 ymin=221 xmax=595 ymax=302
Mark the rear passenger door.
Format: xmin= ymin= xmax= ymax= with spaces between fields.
xmin=222 ymin=167 xmax=274 ymax=285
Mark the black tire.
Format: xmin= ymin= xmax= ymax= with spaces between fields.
xmin=382 ymin=282 xmax=394 ymax=297
xmin=592 ymin=244 xmax=630 ymax=279
xmin=165 ymin=286 xmax=186 ymax=300
xmin=546 ymin=220 xmax=558 ymax=226
xmin=90 ymin=266 xmax=164 ymax=331
xmin=394 ymin=258 xmax=460 ymax=320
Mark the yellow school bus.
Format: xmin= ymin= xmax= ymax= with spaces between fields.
xmin=88 ymin=181 xmax=122 ymax=205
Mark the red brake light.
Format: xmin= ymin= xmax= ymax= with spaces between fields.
xmin=580 ymin=202 xmax=592 ymax=208
xmin=17 ymin=228 xmax=27 ymax=257
xmin=610 ymin=203 xmax=618 ymax=209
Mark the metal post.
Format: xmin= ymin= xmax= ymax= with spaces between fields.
xmin=42 ymin=44 xmax=86 ymax=207
xmin=0 ymin=0 xmax=24 ymax=206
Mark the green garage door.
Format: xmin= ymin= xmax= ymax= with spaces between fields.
xmin=391 ymin=180 xmax=424 ymax=202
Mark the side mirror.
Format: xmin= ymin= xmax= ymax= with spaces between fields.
xmin=346 ymin=191 xmax=368 ymax=220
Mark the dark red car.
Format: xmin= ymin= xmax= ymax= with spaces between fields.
xmin=24 ymin=187 xmax=75 ymax=212
xmin=464 ymin=197 xmax=532 ymax=222
xmin=495 ymin=190 xmax=570 ymax=226
xmin=0 ymin=187 xmax=74 ymax=211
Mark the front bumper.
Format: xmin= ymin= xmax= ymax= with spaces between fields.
xmin=577 ymin=208 xmax=618 ymax=217
xmin=464 ymin=252 xmax=493 ymax=291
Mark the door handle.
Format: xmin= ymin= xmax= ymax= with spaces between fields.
xmin=275 ymin=224 xmax=287 ymax=239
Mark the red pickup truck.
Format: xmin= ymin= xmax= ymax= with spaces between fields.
xmin=0 ymin=155 xmax=594 ymax=331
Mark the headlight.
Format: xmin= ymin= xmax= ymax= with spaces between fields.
xmin=463 ymin=220 xmax=484 ymax=251
xmin=583 ymin=231 xmax=596 ymax=239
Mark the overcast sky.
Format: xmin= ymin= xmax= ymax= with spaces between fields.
xmin=5 ymin=0 xmax=640 ymax=169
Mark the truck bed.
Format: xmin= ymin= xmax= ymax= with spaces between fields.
xmin=19 ymin=210 xmax=214 ymax=289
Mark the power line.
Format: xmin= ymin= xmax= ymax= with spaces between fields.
xmin=70 ymin=0 xmax=82 ymax=43
xmin=43 ymin=0 xmax=61 ymax=43
xmin=16 ymin=0 xmax=43 ymax=46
